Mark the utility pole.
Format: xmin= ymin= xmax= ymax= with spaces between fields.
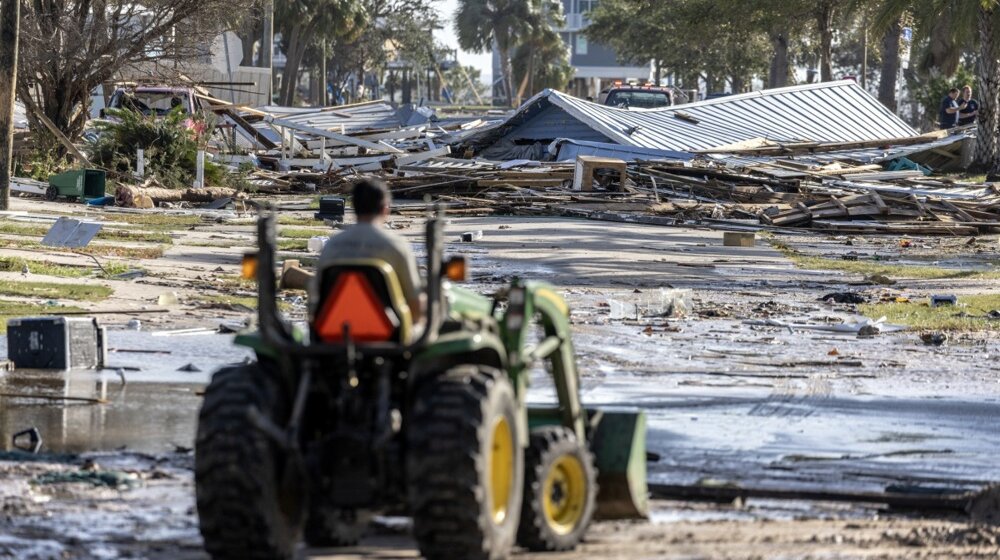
xmin=0 ymin=0 xmax=20 ymax=211
xmin=321 ymin=39 xmax=327 ymax=107
xmin=262 ymin=0 xmax=274 ymax=102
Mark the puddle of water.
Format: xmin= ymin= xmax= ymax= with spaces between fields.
xmin=0 ymin=331 xmax=252 ymax=454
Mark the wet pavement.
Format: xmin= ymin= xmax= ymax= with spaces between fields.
xmin=1 ymin=216 xmax=999 ymax=559
xmin=0 ymin=332 xmax=250 ymax=454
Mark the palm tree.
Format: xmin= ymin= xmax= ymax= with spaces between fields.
xmin=276 ymin=0 xmax=367 ymax=106
xmin=874 ymin=0 xmax=1000 ymax=174
xmin=455 ymin=0 xmax=532 ymax=107
xmin=511 ymin=0 xmax=572 ymax=103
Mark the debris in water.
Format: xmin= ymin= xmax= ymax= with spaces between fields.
xmin=35 ymin=469 xmax=136 ymax=489
xmin=920 ymin=332 xmax=948 ymax=346
xmin=12 ymin=427 xmax=43 ymax=453
xmin=177 ymin=363 xmax=202 ymax=372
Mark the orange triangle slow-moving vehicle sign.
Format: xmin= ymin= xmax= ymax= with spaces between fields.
xmin=315 ymin=271 xmax=395 ymax=342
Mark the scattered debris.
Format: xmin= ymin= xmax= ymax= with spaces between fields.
xmin=820 ymin=292 xmax=867 ymax=304
xmin=930 ymin=295 xmax=958 ymax=307
xmin=920 ymin=332 xmax=949 ymax=346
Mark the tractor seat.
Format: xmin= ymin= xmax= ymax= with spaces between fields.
xmin=311 ymin=259 xmax=413 ymax=345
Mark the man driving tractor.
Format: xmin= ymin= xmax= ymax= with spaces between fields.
xmin=315 ymin=179 xmax=423 ymax=322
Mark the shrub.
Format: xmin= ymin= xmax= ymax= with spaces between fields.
xmin=86 ymin=107 xmax=227 ymax=189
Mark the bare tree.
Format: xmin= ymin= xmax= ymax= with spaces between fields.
xmin=17 ymin=0 xmax=254 ymax=145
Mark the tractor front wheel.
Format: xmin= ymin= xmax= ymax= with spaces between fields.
xmin=517 ymin=426 xmax=598 ymax=551
xmin=195 ymin=363 xmax=304 ymax=560
xmin=408 ymin=365 xmax=523 ymax=560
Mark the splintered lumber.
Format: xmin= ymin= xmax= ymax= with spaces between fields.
xmin=115 ymin=184 xmax=238 ymax=207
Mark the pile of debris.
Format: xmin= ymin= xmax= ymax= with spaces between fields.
xmin=17 ymin=78 xmax=995 ymax=238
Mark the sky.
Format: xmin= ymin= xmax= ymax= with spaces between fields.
xmin=434 ymin=0 xmax=494 ymax=86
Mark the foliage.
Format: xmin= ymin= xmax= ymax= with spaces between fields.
xmin=907 ymin=63 xmax=976 ymax=129
xmin=17 ymin=0 xmax=254 ymax=144
xmin=275 ymin=0 xmax=368 ymax=105
xmin=86 ymin=108 xmax=226 ymax=189
xmin=455 ymin=0 xmax=534 ymax=105
xmin=511 ymin=0 xmax=573 ymax=100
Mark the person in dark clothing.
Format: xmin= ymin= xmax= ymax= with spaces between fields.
xmin=939 ymin=88 xmax=966 ymax=129
xmin=958 ymin=85 xmax=979 ymax=126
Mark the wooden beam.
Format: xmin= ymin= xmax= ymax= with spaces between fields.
xmin=20 ymin=95 xmax=92 ymax=166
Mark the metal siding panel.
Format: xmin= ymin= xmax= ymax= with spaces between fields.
xmin=502 ymin=105 xmax=610 ymax=143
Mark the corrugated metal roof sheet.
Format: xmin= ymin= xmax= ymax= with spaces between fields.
xmin=470 ymin=80 xmax=917 ymax=153
xmin=256 ymin=101 xmax=404 ymax=133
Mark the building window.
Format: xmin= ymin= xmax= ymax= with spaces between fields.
xmin=580 ymin=0 xmax=597 ymax=13
xmin=575 ymin=33 xmax=588 ymax=55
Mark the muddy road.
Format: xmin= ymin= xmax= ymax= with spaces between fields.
xmin=1 ymin=203 xmax=999 ymax=558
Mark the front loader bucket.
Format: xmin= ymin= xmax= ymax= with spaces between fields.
xmin=591 ymin=410 xmax=648 ymax=519
xmin=527 ymin=407 xmax=649 ymax=519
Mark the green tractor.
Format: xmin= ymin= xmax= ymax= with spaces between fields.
xmin=194 ymin=212 xmax=648 ymax=560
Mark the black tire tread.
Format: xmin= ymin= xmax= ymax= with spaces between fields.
xmin=517 ymin=426 xmax=598 ymax=552
xmin=195 ymin=364 xmax=300 ymax=560
xmin=408 ymin=365 xmax=522 ymax=560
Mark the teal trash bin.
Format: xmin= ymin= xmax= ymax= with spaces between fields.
xmin=47 ymin=169 xmax=106 ymax=202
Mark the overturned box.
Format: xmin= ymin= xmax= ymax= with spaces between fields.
xmin=7 ymin=317 xmax=106 ymax=370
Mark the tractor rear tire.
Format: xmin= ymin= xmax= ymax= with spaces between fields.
xmin=517 ymin=426 xmax=598 ymax=552
xmin=195 ymin=363 xmax=304 ymax=560
xmin=408 ymin=365 xmax=523 ymax=560
xmin=304 ymin=506 xmax=369 ymax=548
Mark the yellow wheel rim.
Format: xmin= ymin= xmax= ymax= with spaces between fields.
xmin=542 ymin=454 xmax=587 ymax=535
xmin=489 ymin=417 xmax=514 ymax=524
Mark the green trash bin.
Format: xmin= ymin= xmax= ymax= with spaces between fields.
xmin=46 ymin=169 xmax=106 ymax=202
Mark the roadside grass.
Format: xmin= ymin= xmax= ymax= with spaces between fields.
xmin=860 ymin=294 xmax=1000 ymax=331
xmin=0 ymin=279 xmax=112 ymax=301
xmin=0 ymin=238 xmax=165 ymax=259
xmin=0 ymin=256 xmax=142 ymax=279
xmin=277 ymin=215 xmax=325 ymax=227
xmin=192 ymin=294 xmax=291 ymax=312
xmin=0 ymin=256 xmax=90 ymax=278
xmin=276 ymin=239 xmax=309 ymax=251
xmin=0 ymin=222 xmax=173 ymax=244
xmin=0 ymin=301 xmax=85 ymax=333
xmin=97 ymin=214 xmax=203 ymax=229
xmin=176 ymin=239 xmax=249 ymax=248
xmin=768 ymin=238 xmax=999 ymax=280
xmin=278 ymin=227 xmax=329 ymax=239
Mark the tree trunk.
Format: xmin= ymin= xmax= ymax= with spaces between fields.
xmin=0 ymin=0 xmax=19 ymax=211
xmin=768 ymin=32 xmax=789 ymax=88
xmin=731 ymin=74 xmax=744 ymax=94
xmin=280 ymin=21 xmax=316 ymax=106
xmin=878 ymin=17 xmax=902 ymax=112
xmin=115 ymin=184 xmax=238 ymax=207
xmin=974 ymin=7 xmax=1000 ymax=175
xmin=498 ymin=44 xmax=514 ymax=107
xmin=816 ymin=2 xmax=834 ymax=82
